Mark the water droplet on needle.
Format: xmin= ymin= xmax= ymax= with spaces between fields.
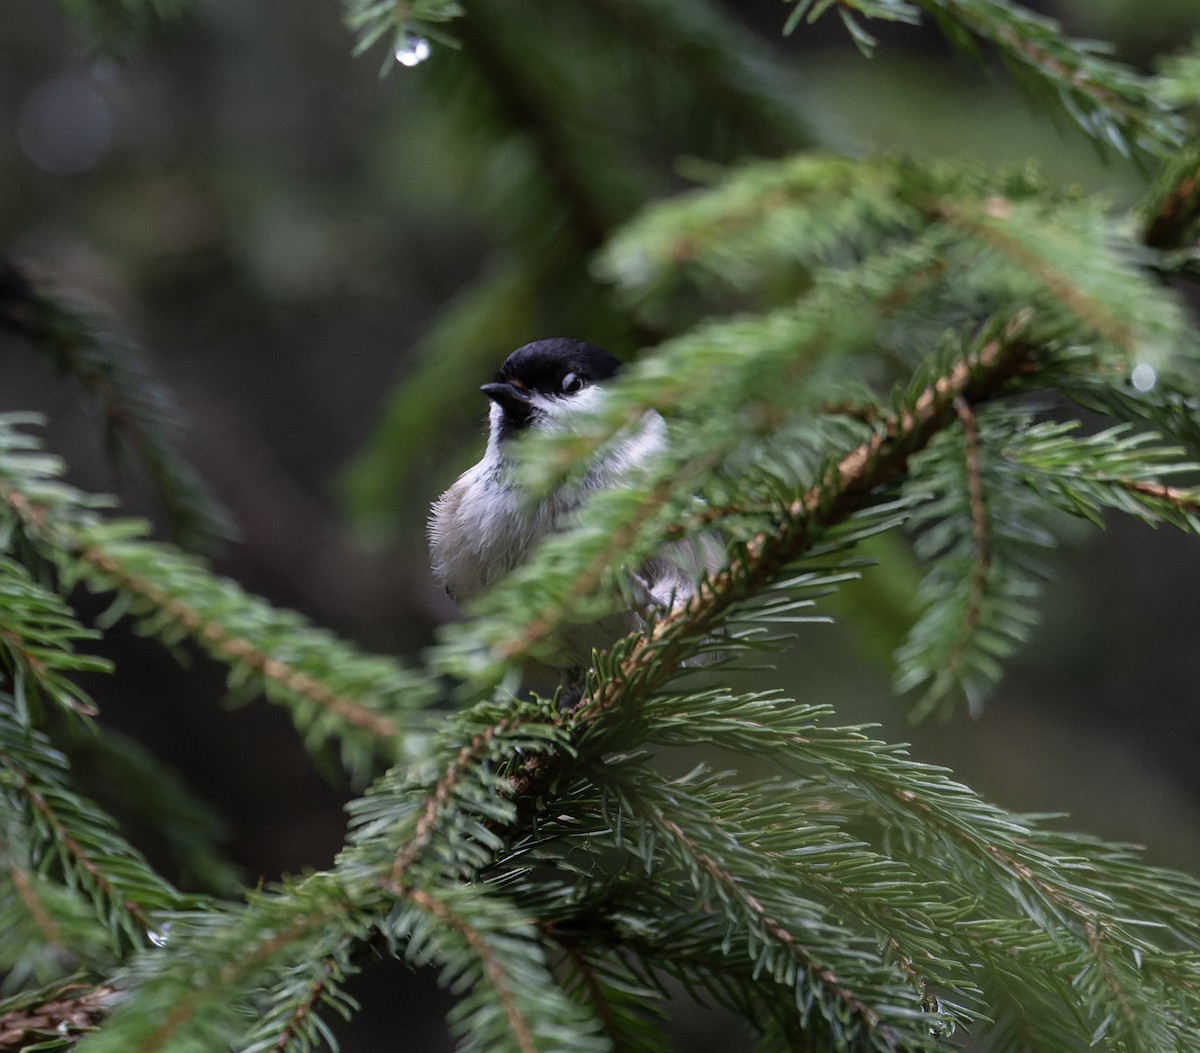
xmin=1131 ymin=363 xmax=1157 ymax=392
xmin=396 ymin=34 xmax=431 ymax=67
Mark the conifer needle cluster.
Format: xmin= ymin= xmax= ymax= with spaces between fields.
xmin=4 ymin=1 xmax=1200 ymax=1050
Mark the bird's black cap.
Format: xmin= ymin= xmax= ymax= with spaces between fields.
xmin=495 ymin=338 xmax=621 ymax=392
xmin=483 ymin=338 xmax=622 ymax=436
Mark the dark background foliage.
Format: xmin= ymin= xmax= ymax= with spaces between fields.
xmin=3 ymin=1 xmax=1199 ymax=1048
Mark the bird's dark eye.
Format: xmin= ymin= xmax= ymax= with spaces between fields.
xmin=560 ymin=372 xmax=585 ymax=394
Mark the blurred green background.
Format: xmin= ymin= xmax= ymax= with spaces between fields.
xmin=3 ymin=1 xmax=1200 ymax=1048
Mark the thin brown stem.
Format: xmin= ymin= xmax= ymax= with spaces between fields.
xmin=13 ymin=767 xmax=152 ymax=936
xmin=77 ymin=543 xmax=398 ymax=740
xmin=0 ymin=476 xmax=398 ymax=742
xmin=270 ymin=958 xmax=333 ymax=1053
xmin=650 ymin=806 xmax=885 ymax=1038
xmin=578 ymin=315 xmax=1036 ymax=721
xmin=392 ymin=720 xmax=519 ymax=881
xmin=8 ymin=864 xmax=62 ymax=949
xmin=1144 ymin=158 xmax=1200 ymax=250
xmin=402 ymin=885 xmax=539 ymax=1053
xmin=946 ymin=396 xmax=990 ymax=677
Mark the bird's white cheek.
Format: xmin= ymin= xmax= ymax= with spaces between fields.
xmin=529 ymin=388 xmax=603 ymax=435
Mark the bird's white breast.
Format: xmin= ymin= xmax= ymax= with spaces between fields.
xmin=428 ymin=405 xmax=667 ymax=606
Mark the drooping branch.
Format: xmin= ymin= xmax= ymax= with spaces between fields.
xmin=579 ymin=313 xmax=1037 ymax=720
xmin=1143 ymin=148 xmax=1200 ymax=251
xmin=0 ymin=469 xmax=409 ymax=752
xmin=944 ymin=396 xmax=990 ymax=681
xmin=0 ymin=983 xmax=115 ymax=1053
xmin=398 ymin=885 xmax=540 ymax=1053
xmin=646 ymin=803 xmax=888 ymax=1042
xmin=73 ymin=541 xmax=399 ymax=742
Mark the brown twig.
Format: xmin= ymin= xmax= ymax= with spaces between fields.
xmin=12 ymin=768 xmax=153 ymax=936
xmin=76 ymin=543 xmax=399 ymax=740
xmin=0 ymin=475 xmax=398 ymax=742
xmin=578 ymin=315 xmax=1036 ymax=721
xmin=1143 ymin=155 xmax=1200 ymax=251
xmin=402 ymin=885 xmax=539 ymax=1053
xmin=945 ymin=396 xmax=991 ymax=678
xmin=0 ymin=984 xmax=115 ymax=1052
xmin=651 ymin=806 xmax=886 ymax=1040
xmin=270 ymin=958 xmax=333 ymax=1053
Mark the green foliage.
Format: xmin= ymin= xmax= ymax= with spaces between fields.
xmin=0 ymin=261 xmax=232 ymax=555
xmin=345 ymin=0 xmax=465 ymax=71
xmin=0 ymin=554 xmax=109 ymax=723
xmin=0 ymin=701 xmax=191 ymax=981
xmin=341 ymin=0 xmax=815 ymax=534
xmin=1156 ymin=37 xmax=1200 ymax=111
xmin=0 ymin=413 xmax=435 ymax=783
xmin=6 ymin=1 xmax=1200 ymax=1052
xmin=785 ymin=0 xmax=1187 ymax=158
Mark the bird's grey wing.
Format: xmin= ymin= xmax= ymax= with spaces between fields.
xmin=636 ymin=533 xmax=724 ymax=611
xmin=631 ymin=534 xmax=725 ymax=667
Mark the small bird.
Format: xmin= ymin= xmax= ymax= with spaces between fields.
xmin=429 ymin=337 xmax=705 ymax=693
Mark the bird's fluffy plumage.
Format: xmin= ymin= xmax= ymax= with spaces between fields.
xmin=428 ymin=337 xmax=705 ymax=684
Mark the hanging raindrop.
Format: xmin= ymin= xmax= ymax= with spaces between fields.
xmin=1131 ymin=362 xmax=1157 ymax=392
xmin=395 ymin=34 xmax=431 ymax=67
xmin=148 ymin=922 xmax=173 ymax=948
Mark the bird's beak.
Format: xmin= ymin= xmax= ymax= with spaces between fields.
xmin=481 ymin=381 xmax=534 ymax=428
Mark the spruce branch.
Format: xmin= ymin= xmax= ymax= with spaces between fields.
xmin=0 ymin=555 xmax=109 ymax=721
xmin=7 ymin=862 xmax=62 ymax=952
xmin=344 ymin=0 xmax=463 ymax=68
xmin=73 ymin=534 xmax=401 ymax=743
xmin=895 ymin=401 xmax=1059 ymax=713
xmin=601 ymin=154 xmax=1185 ymax=370
xmin=633 ymin=693 xmax=1200 ymax=1047
xmin=580 ymin=312 xmax=1035 ymax=721
xmin=0 ymin=704 xmax=187 ymax=967
xmin=388 ymin=715 xmax=537 ymax=882
xmin=384 ymin=879 xmax=609 ymax=1053
xmin=555 ymin=946 xmax=671 ymax=1053
xmin=597 ymin=154 xmax=926 ymax=313
xmin=0 ymin=260 xmax=231 ymax=554
xmin=633 ymin=788 xmax=929 ymax=1049
xmin=403 ymin=885 xmax=540 ymax=1053
xmin=0 ymin=416 xmax=433 ymax=776
xmin=235 ymin=949 xmax=362 ymax=1053
xmin=1008 ymin=421 xmax=1200 ymax=531
xmin=501 ymin=761 xmax=969 ymax=1045
xmin=783 ymin=0 xmax=1185 ymax=158
xmin=1 ymin=861 xmax=122 ymax=986
xmin=0 ymin=980 xmax=115 ymax=1052
xmin=1143 ymin=143 xmax=1200 ymax=252
xmin=16 ymin=771 xmax=152 ymax=938
xmin=73 ymin=877 xmax=372 ymax=1053
xmin=927 ymin=196 xmax=1142 ymax=353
